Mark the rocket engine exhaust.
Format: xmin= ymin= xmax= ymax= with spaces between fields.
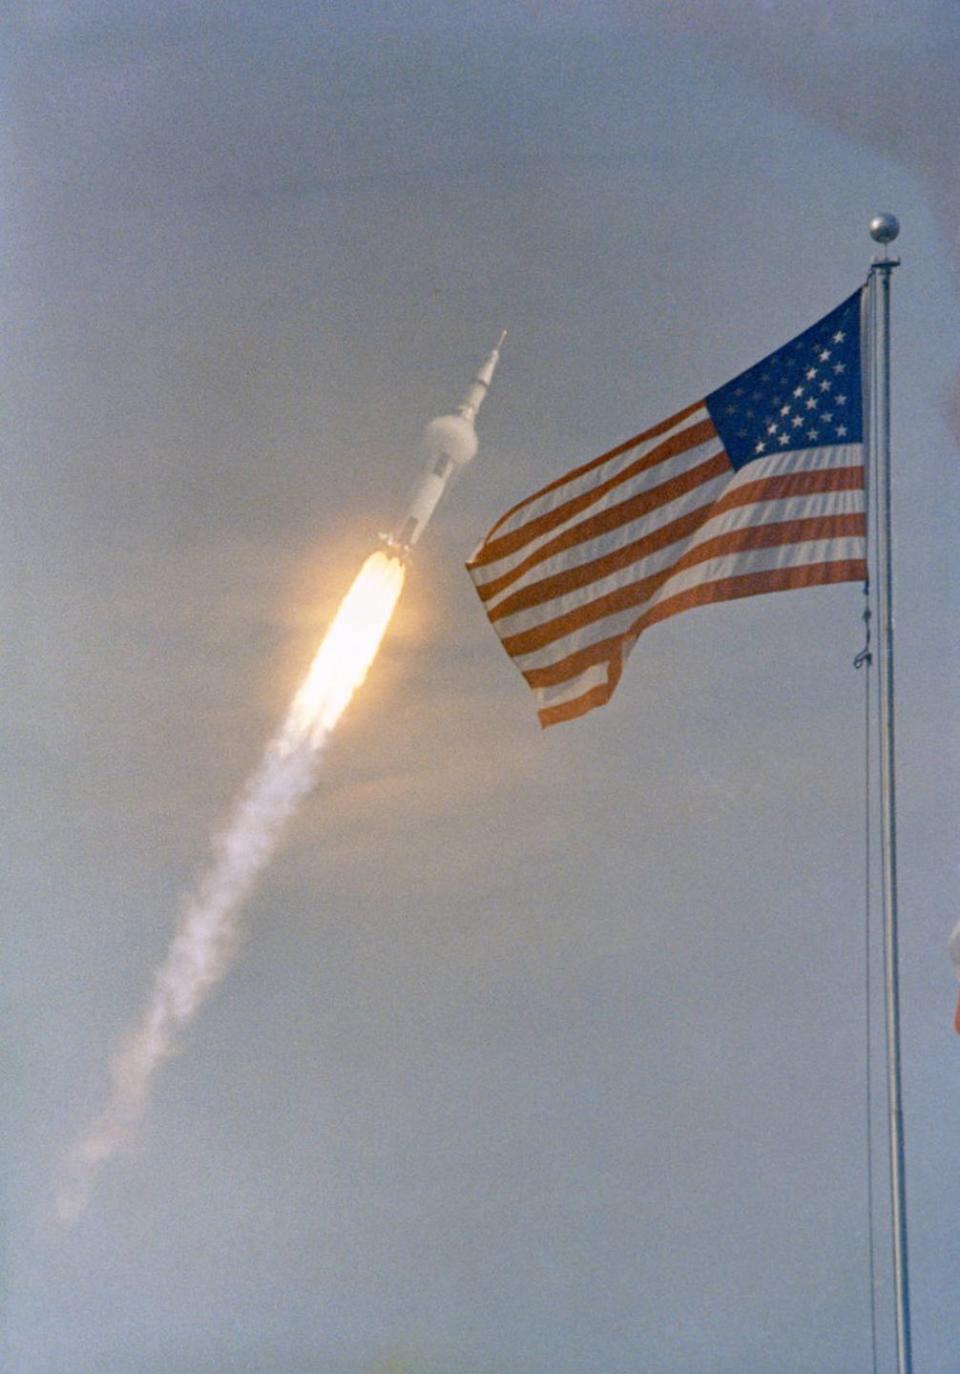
xmin=56 ymin=551 xmax=405 ymax=1224
xmin=55 ymin=334 xmax=504 ymax=1225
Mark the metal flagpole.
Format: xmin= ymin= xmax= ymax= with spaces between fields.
xmin=867 ymin=211 xmax=911 ymax=1374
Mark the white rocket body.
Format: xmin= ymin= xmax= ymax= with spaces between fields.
xmin=387 ymin=332 xmax=505 ymax=553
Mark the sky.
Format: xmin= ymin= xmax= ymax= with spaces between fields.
xmin=3 ymin=2 xmax=959 ymax=1371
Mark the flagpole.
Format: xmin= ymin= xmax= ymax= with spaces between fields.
xmin=867 ymin=212 xmax=911 ymax=1374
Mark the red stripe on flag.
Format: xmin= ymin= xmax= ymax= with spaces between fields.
xmin=523 ymin=555 xmax=866 ymax=694
xmin=477 ymin=399 xmax=706 ymax=547
xmin=485 ymin=451 xmax=731 ymax=615
xmin=502 ymin=513 xmax=866 ymax=658
xmin=631 ymin=558 xmax=868 ymax=637
xmin=487 ymin=464 xmax=863 ymax=622
xmin=538 ymin=679 xmax=618 ymax=728
xmin=523 ymin=631 xmax=626 ymax=691
xmin=469 ymin=416 xmax=717 ymax=567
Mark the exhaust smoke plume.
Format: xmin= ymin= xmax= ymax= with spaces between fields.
xmin=57 ymin=549 xmax=406 ymax=1224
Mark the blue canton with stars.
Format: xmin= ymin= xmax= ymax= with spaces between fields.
xmin=706 ymin=291 xmax=862 ymax=471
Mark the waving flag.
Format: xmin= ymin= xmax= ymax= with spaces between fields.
xmin=467 ymin=291 xmax=866 ymax=726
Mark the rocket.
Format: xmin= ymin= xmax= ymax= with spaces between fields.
xmin=384 ymin=331 xmax=506 ymax=554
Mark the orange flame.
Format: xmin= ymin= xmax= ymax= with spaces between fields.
xmin=56 ymin=547 xmax=407 ymax=1224
xmin=286 ymin=550 xmax=406 ymax=748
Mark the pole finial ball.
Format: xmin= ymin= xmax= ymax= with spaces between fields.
xmin=869 ymin=213 xmax=900 ymax=244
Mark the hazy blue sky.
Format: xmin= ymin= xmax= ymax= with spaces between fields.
xmin=4 ymin=3 xmax=958 ymax=1371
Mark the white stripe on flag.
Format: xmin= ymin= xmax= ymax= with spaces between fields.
xmin=484 ymin=406 xmax=712 ymax=545
xmin=534 ymin=663 xmax=613 ymax=711
xmin=481 ymin=466 xmax=732 ymax=613
xmin=491 ymin=485 xmax=864 ymax=641
xmin=512 ymin=534 xmax=865 ymax=676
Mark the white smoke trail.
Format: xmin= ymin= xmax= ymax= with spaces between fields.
xmin=57 ymin=550 xmax=405 ymax=1224
xmin=950 ymin=920 xmax=960 ymax=1036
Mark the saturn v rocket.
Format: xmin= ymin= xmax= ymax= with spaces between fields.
xmin=384 ymin=331 xmax=506 ymax=554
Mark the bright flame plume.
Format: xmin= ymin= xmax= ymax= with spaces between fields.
xmin=57 ymin=550 xmax=405 ymax=1224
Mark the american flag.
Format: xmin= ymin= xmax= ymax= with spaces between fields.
xmin=467 ymin=291 xmax=867 ymax=727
